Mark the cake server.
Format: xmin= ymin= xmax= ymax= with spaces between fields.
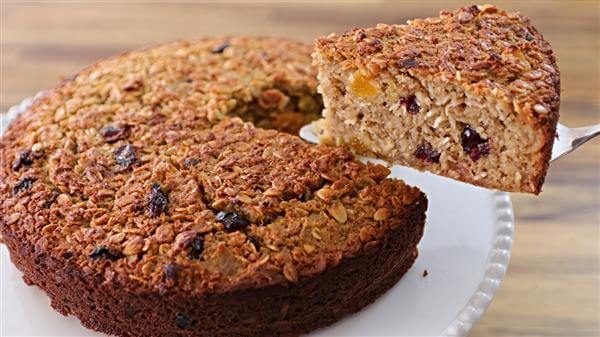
xmin=299 ymin=122 xmax=600 ymax=163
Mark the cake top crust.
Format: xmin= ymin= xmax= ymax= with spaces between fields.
xmin=314 ymin=4 xmax=560 ymax=126
xmin=0 ymin=37 xmax=425 ymax=296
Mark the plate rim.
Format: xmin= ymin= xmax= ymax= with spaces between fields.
xmin=2 ymin=94 xmax=515 ymax=337
xmin=441 ymin=191 xmax=514 ymax=337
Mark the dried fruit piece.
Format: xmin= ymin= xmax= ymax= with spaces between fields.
xmin=175 ymin=313 xmax=192 ymax=329
xmin=400 ymin=95 xmax=420 ymax=114
xmin=114 ymin=144 xmax=137 ymax=167
xmin=13 ymin=176 xmax=36 ymax=194
xmin=183 ymin=158 xmax=200 ymax=167
xmin=461 ymin=125 xmax=490 ymax=161
xmin=398 ymin=58 xmax=418 ymax=69
xmin=163 ymin=263 xmax=179 ymax=282
xmin=146 ymin=183 xmax=168 ymax=217
xmin=89 ymin=246 xmax=122 ymax=260
xmin=12 ymin=150 xmax=33 ymax=171
xmin=188 ymin=236 xmax=204 ymax=259
xmin=415 ymin=143 xmax=440 ymax=163
xmin=216 ymin=211 xmax=250 ymax=232
xmin=212 ymin=43 xmax=229 ymax=54
xmin=100 ymin=125 xmax=129 ymax=143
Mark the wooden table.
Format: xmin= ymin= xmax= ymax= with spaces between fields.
xmin=2 ymin=2 xmax=598 ymax=336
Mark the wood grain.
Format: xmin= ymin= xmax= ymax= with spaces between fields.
xmin=1 ymin=2 xmax=598 ymax=336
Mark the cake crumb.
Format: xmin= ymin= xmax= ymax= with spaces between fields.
xmin=422 ymin=269 xmax=429 ymax=278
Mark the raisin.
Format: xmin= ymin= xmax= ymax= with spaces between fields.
xmin=216 ymin=211 xmax=250 ymax=232
xmin=89 ymin=246 xmax=122 ymax=260
xmin=175 ymin=313 xmax=192 ymax=329
xmin=415 ymin=143 xmax=440 ymax=164
xmin=188 ymin=236 xmax=204 ymax=259
xmin=212 ymin=43 xmax=229 ymax=54
xmin=114 ymin=144 xmax=136 ymax=167
xmin=13 ymin=176 xmax=35 ymax=194
xmin=461 ymin=125 xmax=490 ymax=161
xmin=398 ymin=59 xmax=418 ymax=69
xmin=163 ymin=263 xmax=179 ymax=282
xmin=100 ymin=125 xmax=129 ymax=143
xmin=146 ymin=183 xmax=168 ymax=217
xmin=400 ymin=95 xmax=420 ymax=114
xmin=355 ymin=31 xmax=367 ymax=42
xmin=12 ymin=150 xmax=33 ymax=171
xmin=183 ymin=158 xmax=200 ymax=167
xmin=248 ymin=236 xmax=261 ymax=251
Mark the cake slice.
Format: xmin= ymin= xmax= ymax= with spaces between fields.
xmin=313 ymin=5 xmax=560 ymax=194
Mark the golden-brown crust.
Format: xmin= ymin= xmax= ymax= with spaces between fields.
xmin=315 ymin=5 xmax=560 ymax=126
xmin=0 ymin=36 xmax=426 ymax=336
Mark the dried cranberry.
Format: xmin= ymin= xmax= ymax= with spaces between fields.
xmin=461 ymin=125 xmax=490 ymax=161
xmin=400 ymin=95 xmax=420 ymax=114
xmin=89 ymin=246 xmax=122 ymax=260
xmin=100 ymin=125 xmax=129 ymax=143
xmin=415 ymin=143 xmax=440 ymax=163
xmin=12 ymin=150 xmax=33 ymax=171
xmin=212 ymin=43 xmax=229 ymax=54
xmin=114 ymin=144 xmax=136 ymax=167
xmin=146 ymin=183 xmax=168 ymax=217
xmin=163 ymin=263 xmax=179 ymax=282
xmin=216 ymin=211 xmax=250 ymax=232
xmin=188 ymin=236 xmax=204 ymax=259
xmin=175 ymin=313 xmax=192 ymax=329
xmin=13 ymin=176 xmax=35 ymax=194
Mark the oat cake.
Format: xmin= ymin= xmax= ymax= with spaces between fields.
xmin=0 ymin=37 xmax=427 ymax=337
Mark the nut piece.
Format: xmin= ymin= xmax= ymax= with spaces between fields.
xmin=7 ymin=213 xmax=21 ymax=225
xmin=373 ymin=208 xmax=391 ymax=221
xmin=123 ymin=236 xmax=144 ymax=256
xmin=109 ymin=232 xmax=126 ymax=244
xmin=303 ymin=244 xmax=315 ymax=254
xmin=329 ymin=202 xmax=348 ymax=223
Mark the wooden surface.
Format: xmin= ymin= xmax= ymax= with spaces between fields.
xmin=1 ymin=1 xmax=598 ymax=336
